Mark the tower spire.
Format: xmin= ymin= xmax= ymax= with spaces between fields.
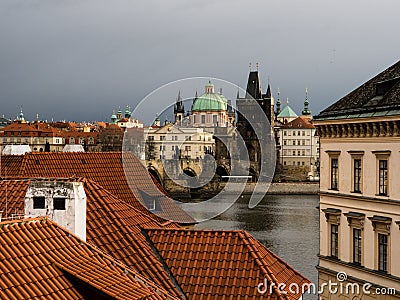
xmin=276 ymin=88 xmax=281 ymax=115
xmin=302 ymin=87 xmax=311 ymax=116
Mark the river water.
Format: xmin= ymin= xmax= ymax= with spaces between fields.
xmin=182 ymin=194 xmax=319 ymax=299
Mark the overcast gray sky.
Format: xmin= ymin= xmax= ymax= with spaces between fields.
xmin=0 ymin=0 xmax=399 ymax=124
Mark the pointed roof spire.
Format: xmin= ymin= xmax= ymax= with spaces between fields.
xmin=302 ymin=87 xmax=311 ymax=116
xmin=275 ymin=88 xmax=281 ymax=114
xmin=265 ymin=77 xmax=272 ymax=99
xmin=236 ymin=87 xmax=240 ymax=99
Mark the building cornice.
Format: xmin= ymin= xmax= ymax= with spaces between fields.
xmin=315 ymin=119 xmax=400 ymax=139
xmin=320 ymin=190 xmax=400 ymax=205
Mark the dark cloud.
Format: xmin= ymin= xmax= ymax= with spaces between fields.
xmin=0 ymin=0 xmax=399 ymax=123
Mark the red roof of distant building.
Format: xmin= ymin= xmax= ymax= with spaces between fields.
xmin=281 ymin=116 xmax=315 ymax=129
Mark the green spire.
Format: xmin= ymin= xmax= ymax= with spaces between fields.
xmin=276 ymin=88 xmax=281 ymax=114
xmin=302 ymin=88 xmax=311 ymax=115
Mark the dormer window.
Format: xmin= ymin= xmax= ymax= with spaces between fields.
xmin=375 ymin=77 xmax=400 ymax=96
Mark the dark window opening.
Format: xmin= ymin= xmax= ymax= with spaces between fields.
xmin=331 ymin=224 xmax=339 ymax=258
xmin=378 ymin=233 xmax=388 ymax=272
xmin=54 ymin=198 xmax=66 ymax=210
xmin=378 ymin=160 xmax=388 ymax=195
xmin=33 ymin=196 xmax=45 ymax=209
xmin=353 ymin=228 xmax=362 ymax=265
xmin=331 ymin=158 xmax=338 ymax=190
xmin=353 ymin=159 xmax=362 ymax=192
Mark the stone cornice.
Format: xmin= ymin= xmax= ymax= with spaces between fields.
xmin=316 ymin=120 xmax=400 ymax=139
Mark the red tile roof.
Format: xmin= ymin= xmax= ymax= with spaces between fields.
xmin=0 ymin=179 xmax=310 ymax=299
xmin=281 ymin=116 xmax=315 ymax=129
xmin=145 ymin=228 xmax=310 ymax=300
xmin=0 ymin=179 xmax=28 ymax=218
xmin=0 ymin=155 xmax=25 ymax=178
xmin=1 ymin=152 xmax=195 ymax=224
xmin=0 ymin=178 xmax=184 ymax=298
xmin=0 ymin=217 xmax=178 ymax=300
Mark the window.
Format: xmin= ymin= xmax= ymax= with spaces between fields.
xmin=185 ymin=146 xmax=191 ymax=151
xmin=160 ymin=136 xmax=166 ymax=141
xmin=293 ymin=131 xmax=296 ymax=136
xmin=353 ymin=159 xmax=362 ymax=192
xmin=378 ymin=160 xmax=388 ymax=195
xmin=148 ymin=136 xmax=154 ymax=141
xmin=302 ymin=161 xmax=305 ymax=166
xmin=368 ymin=214 xmax=391 ymax=272
xmin=213 ymin=115 xmax=217 ymax=124
xmin=302 ymin=140 xmax=305 ymax=146
xmin=302 ymin=131 xmax=305 ymax=136
xmin=353 ymin=228 xmax=362 ymax=265
xmin=298 ymin=150 xmax=301 ymax=156
xmin=292 ymin=141 xmax=296 ymax=145
xmin=378 ymin=233 xmax=388 ymax=272
xmin=283 ymin=140 xmax=287 ymax=146
xmin=298 ymin=131 xmax=300 ymax=136
xmin=33 ymin=196 xmax=46 ymax=209
xmin=201 ymin=115 xmax=206 ymax=124
xmin=284 ymin=131 xmax=287 ymax=136
xmin=297 ymin=140 xmax=301 ymax=145
xmin=302 ymin=150 xmax=305 ymax=156
xmin=331 ymin=224 xmax=339 ymax=258
xmin=53 ymin=198 xmax=66 ymax=210
xmin=331 ymin=158 xmax=339 ymax=190
xmin=292 ymin=151 xmax=295 ymax=156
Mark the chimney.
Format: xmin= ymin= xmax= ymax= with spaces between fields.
xmin=24 ymin=181 xmax=87 ymax=242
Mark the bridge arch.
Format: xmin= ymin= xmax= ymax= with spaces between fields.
xmin=148 ymin=167 xmax=162 ymax=184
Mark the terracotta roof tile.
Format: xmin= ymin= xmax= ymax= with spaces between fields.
xmin=0 ymin=217 xmax=178 ymax=300
xmin=281 ymin=116 xmax=315 ymax=129
xmin=145 ymin=228 xmax=310 ymax=300
xmin=0 ymin=178 xmax=184 ymax=298
xmin=1 ymin=152 xmax=194 ymax=224
xmin=0 ymin=155 xmax=25 ymax=178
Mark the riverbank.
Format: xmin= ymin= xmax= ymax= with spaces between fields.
xmin=221 ymin=182 xmax=319 ymax=195
xmin=166 ymin=181 xmax=320 ymax=199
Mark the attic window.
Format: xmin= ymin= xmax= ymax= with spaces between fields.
xmin=33 ymin=196 xmax=45 ymax=209
xmin=81 ymin=159 xmax=86 ymax=164
xmin=375 ymin=77 xmax=400 ymax=96
xmin=35 ymin=160 xmax=40 ymax=165
xmin=54 ymin=198 xmax=66 ymax=210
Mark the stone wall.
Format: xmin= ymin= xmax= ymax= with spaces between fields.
xmin=280 ymin=165 xmax=311 ymax=181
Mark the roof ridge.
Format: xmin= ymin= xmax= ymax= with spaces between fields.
xmin=243 ymin=231 xmax=310 ymax=291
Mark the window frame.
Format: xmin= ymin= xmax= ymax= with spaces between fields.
xmin=373 ymin=151 xmax=390 ymax=196
xmin=326 ymin=151 xmax=340 ymax=191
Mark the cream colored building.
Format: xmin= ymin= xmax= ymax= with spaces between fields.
xmin=279 ymin=116 xmax=319 ymax=169
xmin=314 ymin=60 xmax=400 ymax=299
xmin=144 ymin=123 xmax=214 ymax=161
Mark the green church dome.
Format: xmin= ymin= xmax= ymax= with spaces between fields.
xmin=191 ymin=81 xmax=227 ymax=112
